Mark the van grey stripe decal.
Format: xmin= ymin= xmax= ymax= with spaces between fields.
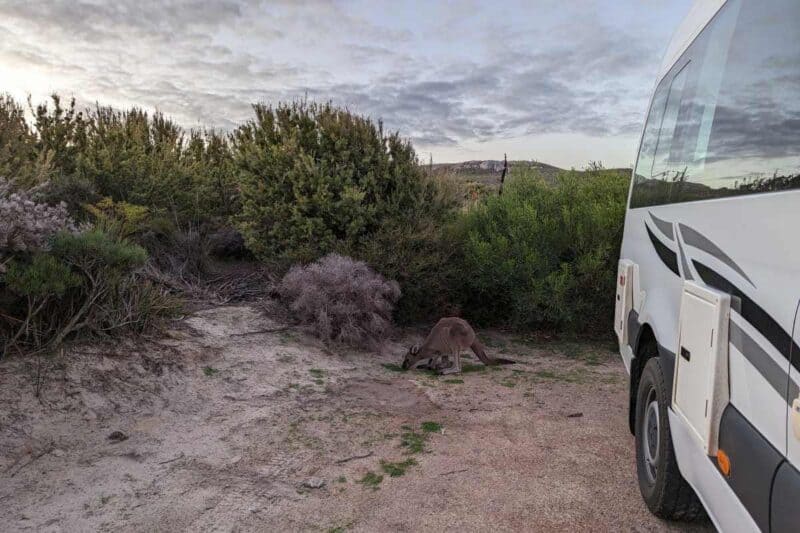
xmin=649 ymin=212 xmax=674 ymax=240
xmin=693 ymin=259 xmax=800 ymax=375
xmin=730 ymin=320 xmax=798 ymax=401
xmin=679 ymin=223 xmax=754 ymax=287
xmin=676 ymin=237 xmax=693 ymax=281
xmin=646 ymin=224 xmax=680 ymax=276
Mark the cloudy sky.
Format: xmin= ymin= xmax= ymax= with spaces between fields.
xmin=0 ymin=0 xmax=693 ymax=168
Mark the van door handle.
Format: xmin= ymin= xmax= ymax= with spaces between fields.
xmin=680 ymin=347 xmax=691 ymax=361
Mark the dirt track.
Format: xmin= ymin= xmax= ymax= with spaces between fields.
xmin=0 ymin=305 xmax=712 ymax=532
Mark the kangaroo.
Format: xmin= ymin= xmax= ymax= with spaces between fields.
xmin=401 ymin=317 xmax=515 ymax=374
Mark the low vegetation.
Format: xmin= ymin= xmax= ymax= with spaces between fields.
xmin=278 ymin=254 xmax=400 ymax=350
xmin=380 ymin=458 xmax=418 ymax=477
xmin=457 ymin=168 xmax=628 ymax=334
xmin=0 ymin=92 xmax=629 ymax=358
xmin=357 ymin=471 xmax=383 ymax=490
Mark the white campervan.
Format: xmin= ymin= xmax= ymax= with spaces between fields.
xmin=615 ymin=0 xmax=800 ymax=531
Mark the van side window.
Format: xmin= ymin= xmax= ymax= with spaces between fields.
xmin=630 ymin=0 xmax=800 ymax=208
xmin=635 ymin=78 xmax=669 ymax=187
xmin=649 ymin=64 xmax=690 ymax=204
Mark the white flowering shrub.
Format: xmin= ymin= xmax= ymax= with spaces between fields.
xmin=0 ymin=178 xmax=76 ymax=270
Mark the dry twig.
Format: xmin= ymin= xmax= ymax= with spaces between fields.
xmin=335 ymin=451 xmax=373 ymax=464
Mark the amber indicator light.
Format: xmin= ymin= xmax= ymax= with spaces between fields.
xmin=717 ymin=449 xmax=731 ymax=477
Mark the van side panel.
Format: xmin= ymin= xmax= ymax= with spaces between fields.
xmin=771 ymin=461 xmax=800 ymax=533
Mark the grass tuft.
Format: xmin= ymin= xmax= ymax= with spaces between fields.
xmin=380 ymin=458 xmax=417 ymax=477
xmin=421 ymin=421 xmax=442 ymax=433
xmin=357 ymin=471 xmax=383 ymax=489
xmin=460 ymin=363 xmax=488 ymax=373
xmin=400 ymin=430 xmax=427 ymax=454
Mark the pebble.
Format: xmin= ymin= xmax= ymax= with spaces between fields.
xmin=51 ymin=448 xmax=66 ymax=458
xmin=302 ymin=477 xmax=325 ymax=489
xmin=107 ymin=431 xmax=128 ymax=443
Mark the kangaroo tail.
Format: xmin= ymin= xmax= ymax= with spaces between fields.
xmin=471 ymin=339 xmax=516 ymax=366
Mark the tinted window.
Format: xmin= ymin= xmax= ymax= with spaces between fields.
xmin=635 ymin=75 xmax=670 ymax=185
xmin=630 ymin=0 xmax=800 ymax=208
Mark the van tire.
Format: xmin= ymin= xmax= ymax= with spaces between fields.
xmin=635 ymin=357 xmax=705 ymax=521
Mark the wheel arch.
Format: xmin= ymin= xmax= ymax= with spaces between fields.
xmin=629 ymin=323 xmax=661 ymax=434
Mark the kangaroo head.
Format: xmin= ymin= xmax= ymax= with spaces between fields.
xmin=402 ymin=345 xmax=421 ymax=370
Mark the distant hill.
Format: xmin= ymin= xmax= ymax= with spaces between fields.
xmin=425 ymin=160 xmax=631 ymax=190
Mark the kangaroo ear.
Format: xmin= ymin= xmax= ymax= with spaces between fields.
xmin=410 ymin=345 xmax=419 ymax=355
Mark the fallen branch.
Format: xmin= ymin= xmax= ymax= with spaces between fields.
xmin=439 ymin=468 xmax=469 ymax=476
xmin=158 ymin=452 xmax=185 ymax=464
xmin=230 ymin=326 xmax=290 ymax=337
xmin=335 ymin=451 xmax=373 ymax=464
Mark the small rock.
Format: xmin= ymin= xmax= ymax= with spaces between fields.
xmin=107 ymin=431 xmax=128 ymax=443
xmin=51 ymin=448 xmax=66 ymax=458
xmin=302 ymin=477 xmax=325 ymax=489
xmin=83 ymin=410 xmax=98 ymax=421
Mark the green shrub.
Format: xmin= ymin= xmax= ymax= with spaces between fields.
xmin=51 ymin=229 xmax=147 ymax=271
xmin=1 ymin=228 xmax=171 ymax=356
xmin=25 ymin=96 xmax=237 ymax=226
xmin=83 ymin=197 xmax=152 ymax=239
xmin=185 ymin=129 xmax=240 ymax=221
xmin=355 ymin=204 xmax=462 ymax=323
xmin=234 ymin=101 xmax=450 ymax=263
xmin=0 ymin=94 xmax=47 ymax=186
xmin=5 ymin=254 xmax=81 ymax=298
xmin=458 ymin=169 xmax=629 ymax=334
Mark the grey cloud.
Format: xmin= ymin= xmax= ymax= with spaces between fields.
xmin=0 ymin=0 xmax=667 ymax=152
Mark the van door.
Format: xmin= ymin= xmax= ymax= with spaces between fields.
xmin=772 ymin=303 xmax=800 ymax=532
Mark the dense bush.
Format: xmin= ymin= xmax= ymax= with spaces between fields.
xmin=354 ymin=176 xmax=463 ymax=323
xmin=234 ymin=101 xmax=453 ymax=263
xmin=458 ymin=169 xmax=629 ymax=334
xmin=278 ymin=254 xmax=401 ymax=350
xmin=0 ymin=95 xmax=50 ymax=187
xmin=1 ymin=225 xmax=174 ymax=357
xmin=1 ymin=94 xmax=238 ymax=226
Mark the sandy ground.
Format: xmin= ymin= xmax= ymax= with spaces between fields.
xmin=0 ymin=305 xmax=712 ymax=532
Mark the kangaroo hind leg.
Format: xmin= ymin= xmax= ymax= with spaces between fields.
xmin=438 ymin=350 xmax=461 ymax=375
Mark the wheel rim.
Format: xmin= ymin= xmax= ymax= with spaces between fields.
xmin=642 ymin=388 xmax=660 ymax=484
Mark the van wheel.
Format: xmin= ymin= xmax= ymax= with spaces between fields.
xmin=635 ymin=357 xmax=705 ymax=521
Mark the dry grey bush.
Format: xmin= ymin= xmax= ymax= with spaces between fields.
xmin=0 ymin=178 xmax=77 ymax=271
xmin=278 ymin=253 xmax=401 ymax=350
